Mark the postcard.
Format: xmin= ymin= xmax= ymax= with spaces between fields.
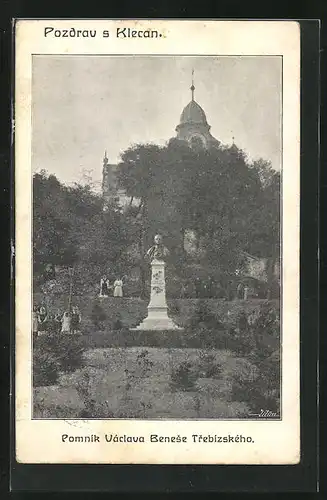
xmin=15 ymin=19 xmax=300 ymax=464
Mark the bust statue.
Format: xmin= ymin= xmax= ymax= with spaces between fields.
xmin=146 ymin=234 xmax=170 ymax=262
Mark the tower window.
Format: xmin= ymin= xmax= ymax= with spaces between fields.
xmin=190 ymin=135 xmax=205 ymax=150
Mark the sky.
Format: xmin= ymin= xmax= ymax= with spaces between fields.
xmin=32 ymin=55 xmax=282 ymax=188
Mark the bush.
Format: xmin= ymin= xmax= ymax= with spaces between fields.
xmin=187 ymin=301 xmax=225 ymax=331
xmin=196 ymin=351 xmax=222 ymax=378
xmin=184 ymin=303 xmax=258 ymax=353
xmin=33 ymin=330 xmax=86 ymax=387
xmin=135 ymin=350 xmax=154 ymax=377
xmin=91 ymin=301 xmax=107 ymax=330
xmin=251 ymin=302 xmax=280 ymax=339
xmin=228 ymin=305 xmax=280 ymax=414
xmin=93 ymin=305 xmax=125 ymax=330
xmin=33 ymin=346 xmax=61 ymax=387
xmin=230 ymin=343 xmax=280 ymax=416
xmin=54 ymin=336 xmax=86 ymax=373
xmin=75 ymin=371 xmax=111 ymax=418
xmin=170 ymin=362 xmax=198 ymax=392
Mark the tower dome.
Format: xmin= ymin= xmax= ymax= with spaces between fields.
xmin=175 ymin=70 xmax=220 ymax=148
xmin=179 ymin=100 xmax=208 ymax=125
xmin=174 ymin=70 xmax=220 ymax=149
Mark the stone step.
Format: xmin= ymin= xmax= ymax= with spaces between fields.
xmin=131 ymin=317 xmax=183 ymax=331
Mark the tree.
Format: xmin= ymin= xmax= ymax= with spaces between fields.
xmin=247 ymin=168 xmax=280 ymax=259
xmin=33 ymin=172 xmax=76 ymax=273
xmin=116 ymin=141 xmax=273 ymax=291
xmin=33 ymin=171 xmax=134 ymax=295
xmin=34 ymin=143 xmax=280 ymax=299
xmin=251 ymin=158 xmax=276 ymax=188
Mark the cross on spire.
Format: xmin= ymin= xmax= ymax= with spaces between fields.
xmin=190 ymin=68 xmax=195 ymax=101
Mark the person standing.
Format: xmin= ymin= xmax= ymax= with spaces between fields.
xmin=247 ymin=310 xmax=257 ymax=327
xmin=100 ymin=275 xmax=110 ymax=297
xmin=32 ymin=305 xmax=39 ymax=338
xmin=38 ymin=306 xmax=48 ymax=334
xmin=71 ymin=306 xmax=82 ymax=333
xmin=236 ymin=282 xmax=244 ymax=300
xmin=61 ymin=311 xmax=71 ymax=333
xmin=194 ymin=277 xmax=201 ymax=299
xmin=113 ymin=278 xmax=123 ymax=298
xmin=54 ymin=310 xmax=62 ymax=333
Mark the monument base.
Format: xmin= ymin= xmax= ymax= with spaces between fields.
xmin=131 ymin=257 xmax=183 ymax=331
xmin=131 ymin=312 xmax=182 ymax=331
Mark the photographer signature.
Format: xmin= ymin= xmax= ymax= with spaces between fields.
xmin=249 ymin=409 xmax=278 ymax=418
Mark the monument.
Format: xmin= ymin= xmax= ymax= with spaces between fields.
xmin=132 ymin=234 xmax=182 ymax=330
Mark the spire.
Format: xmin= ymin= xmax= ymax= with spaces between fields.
xmin=190 ymin=68 xmax=195 ymax=101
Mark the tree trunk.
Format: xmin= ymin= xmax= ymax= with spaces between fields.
xmin=139 ymin=235 xmax=146 ymax=299
xmin=139 ymin=201 xmax=148 ymax=299
xmin=68 ymin=266 xmax=74 ymax=313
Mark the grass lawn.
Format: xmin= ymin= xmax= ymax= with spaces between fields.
xmin=33 ymin=345 xmax=277 ymax=420
xmin=33 ymin=299 xmax=280 ymax=419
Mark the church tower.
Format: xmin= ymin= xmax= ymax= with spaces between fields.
xmin=102 ymin=70 xmax=221 ymax=207
xmin=102 ymin=150 xmax=118 ymax=205
xmin=102 ymin=151 xmax=133 ymax=208
xmin=175 ymin=70 xmax=220 ymax=149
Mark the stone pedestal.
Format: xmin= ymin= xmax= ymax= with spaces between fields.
xmin=132 ymin=259 xmax=182 ymax=330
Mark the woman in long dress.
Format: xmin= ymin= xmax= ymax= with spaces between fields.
xmin=61 ymin=311 xmax=71 ymax=333
xmin=54 ymin=310 xmax=62 ymax=333
xmin=113 ymin=278 xmax=123 ymax=298
xmin=32 ymin=306 xmax=39 ymax=337
xmin=71 ymin=306 xmax=82 ymax=333
xmin=38 ymin=306 xmax=48 ymax=334
xmin=100 ymin=276 xmax=110 ymax=297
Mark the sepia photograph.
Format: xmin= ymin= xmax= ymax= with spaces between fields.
xmin=31 ymin=55 xmax=281 ymax=421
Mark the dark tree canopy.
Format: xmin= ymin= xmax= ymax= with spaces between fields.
xmin=33 ymin=141 xmax=280 ymax=296
xmin=117 ymin=141 xmax=280 ymax=283
xmin=33 ymin=171 xmax=133 ymax=292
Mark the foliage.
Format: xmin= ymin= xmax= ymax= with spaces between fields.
xmin=33 ymin=345 xmax=61 ymax=387
xmin=170 ymin=361 xmax=198 ymax=392
xmin=33 ymin=171 xmax=134 ymax=294
xmin=230 ymin=303 xmax=280 ymax=415
xmin=116 ymin=141 xmax=280 ymax=290
xmin=230 ymin=354 xmax=280 ymax=416
xmin=75 ymin=350 xmax=156 ymax=418
xmin=187 ymin=301 xmax=225 ymax=331
xmin=33 ymin=400 xmax=81 ymax=419
xmin=34 ymin=140 xmax=279 ymax=298
xmin=135 ymin=349 xmax=154 ymax=376
xmin=75 ymin=370 xmax=114 ymax=418
xmin=196 ymin=351 xmax=223 ymax=379
xmin=90 ymin=301 xmax=107 ymax=330
xmin=33 ymin=331 xmax=86 ymax=387
xmin=89 ymin=302 xmax=124 ymax=331
xmin=34 ymin=300 xmax=280 ymax=416
xmin=53 ymin=335 xmax=86 ymax=373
